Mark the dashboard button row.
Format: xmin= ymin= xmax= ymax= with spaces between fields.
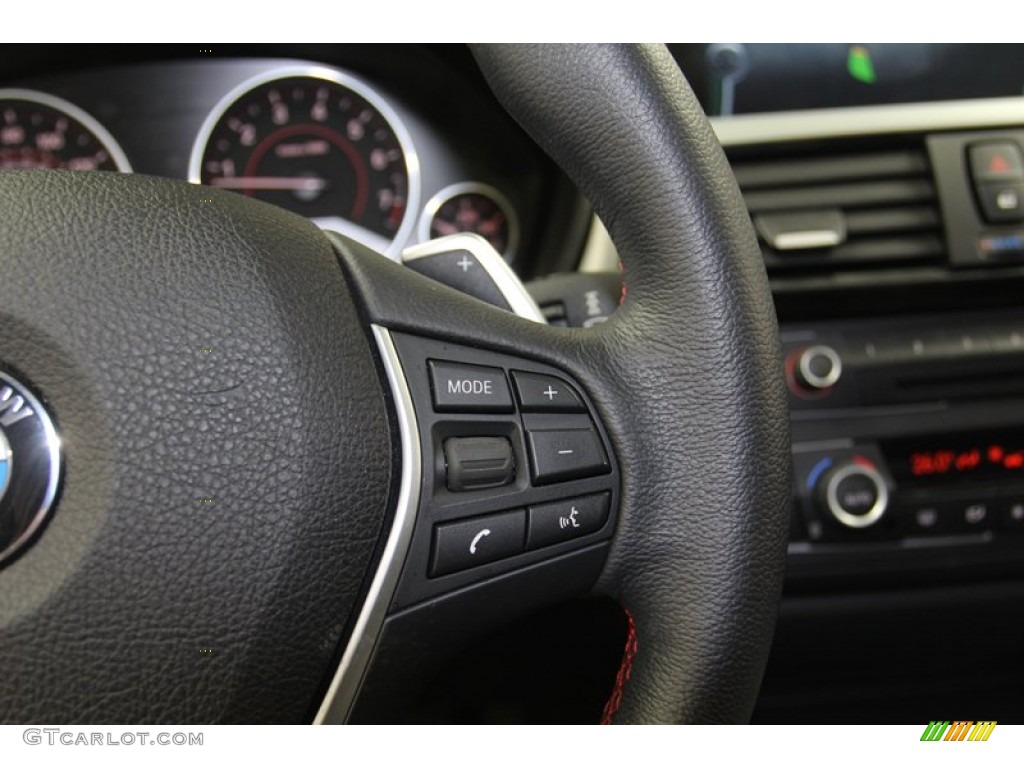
xmin=429 ymin=358 xmax=610 ymax=491
xmin=900 ymin=494 xmax=1024 ymax=537
xmin=429 ymin=359 xmax=585 ymax=414
xmin=969 ymin=141 xmax=1024 ymax=224
xmin=430 ymin=492 xmax=611 ymax=577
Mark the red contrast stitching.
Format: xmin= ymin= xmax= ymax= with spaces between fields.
xmin=600 ymin=608 xmax=637 ymax=724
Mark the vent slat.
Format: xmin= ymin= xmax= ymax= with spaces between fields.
xmin=762 ymin=235 xmax=945 ymax=270
xmin=744 ymin=179 xmax=935 ymax=214
xmin=844 ymin=207 xmax=941 ymax=235
xmin=732 ymin=151 xmax=929 ymax=189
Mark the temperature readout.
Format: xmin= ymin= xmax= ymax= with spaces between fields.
xmin=884 ymin=430 xmax=1024 ymax=486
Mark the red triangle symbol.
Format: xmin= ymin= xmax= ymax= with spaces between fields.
xmin=990 ymin=154 xmax=1011 ymax=174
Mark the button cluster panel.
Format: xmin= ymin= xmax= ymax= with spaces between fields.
xmin=968 ymin=141 xmax=1024 ymax=224
xmin=431 ymin=492 xmax=611 ymax=577
xmin=927 ymin=130 xmax=1024 ymax=265
xmin=388 ymin=333 xmax=619 ymax=610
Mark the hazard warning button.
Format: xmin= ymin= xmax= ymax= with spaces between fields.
xmin=970 ymin=142 xmax=1024 ymax=183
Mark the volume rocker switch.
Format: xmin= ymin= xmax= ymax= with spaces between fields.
xmin=444 ymin=436 xmax=515 ymax=492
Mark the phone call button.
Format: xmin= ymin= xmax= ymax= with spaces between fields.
xmin=430 ymin=510 xmax=526 ymax=577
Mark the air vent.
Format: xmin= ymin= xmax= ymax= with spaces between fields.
xmin=730 ymin=146 xmax=945 ymax=273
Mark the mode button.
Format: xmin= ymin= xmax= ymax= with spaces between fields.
xmin=429 ymin=360 xmax=513 ymax=413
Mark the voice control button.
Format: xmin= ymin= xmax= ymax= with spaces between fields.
xmin=526 ymin=492 xmax=611 ymax=549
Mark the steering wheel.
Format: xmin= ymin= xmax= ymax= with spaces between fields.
xmin=0 ymin=44 xmax=790 ymax=724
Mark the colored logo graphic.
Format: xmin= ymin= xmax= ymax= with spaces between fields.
xmin=0 ymin=427 xmax=10 ymax=502
xmin=920 ymin=721 xmax=997 ymax=742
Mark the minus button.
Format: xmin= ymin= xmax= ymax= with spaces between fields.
xmin=526 ymin=427 xmax=610 ymax=485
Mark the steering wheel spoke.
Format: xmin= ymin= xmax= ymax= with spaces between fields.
xmin=315 ymin=234 xmax=624 ymax=721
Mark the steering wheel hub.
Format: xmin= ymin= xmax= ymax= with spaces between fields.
xmin=0 ymin=169 xmax=393 ymax=722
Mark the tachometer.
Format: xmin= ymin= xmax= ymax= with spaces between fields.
xmin=0 ymin=89 xmax=131 ymax=172
xmin=419 ymin=182 xmax=519 ymax=261
xmin=189 ymin=67 xmax=419 ymax=257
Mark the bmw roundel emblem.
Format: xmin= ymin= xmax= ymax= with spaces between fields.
xmin=0 ymin=370 xmax=61 ymax=568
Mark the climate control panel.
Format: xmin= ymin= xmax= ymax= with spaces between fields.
xmin=782 ymin=309 xmax=1024 ymax=588
xmin=794 ymin=434 xmax=1024 ymax=545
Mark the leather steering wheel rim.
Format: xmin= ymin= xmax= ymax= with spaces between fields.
xmin=477 ymin=44 xmax=792 ymax=723
xmin=0 ymin=44 xmax=790 ymax=724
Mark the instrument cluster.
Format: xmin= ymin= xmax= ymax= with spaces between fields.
xmin=0 ymin=56 xmax=536 ymax=265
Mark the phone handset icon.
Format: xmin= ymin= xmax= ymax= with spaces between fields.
xmin=469 ymin=529 xmax=491 ymax=555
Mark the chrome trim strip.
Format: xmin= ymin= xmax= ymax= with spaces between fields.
xmin=402 ymin=233 xmax=547 ymax=323
xmin=0 ymin=88 xmax=133 ymax=173
xmin=774 ymin=231 xmax=843 ymax=251
xmin=416 ymin=181 xmax=520 ymax=262
xmin=314 ymin=325 xmax=422 ymax=724
xmin=711 ymin=97 xmax=1024 ymax=147
xmin=186 ymin=64 xmax=421 ymax=260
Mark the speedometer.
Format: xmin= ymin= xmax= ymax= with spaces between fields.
xmin=189 ymin=67 xmax=419 ymax=257
xmin=0 ymin=89 xmax=131 ymax=172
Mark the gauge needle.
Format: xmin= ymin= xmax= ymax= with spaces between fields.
xmin=209 ymin=176 xmax=329 ymax=192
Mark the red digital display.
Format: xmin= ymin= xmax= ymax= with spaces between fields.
xmin=908 ymin=446 xmax=1023 ymax=476
xmin=885 ymin=430 xmax=1024 ymax=487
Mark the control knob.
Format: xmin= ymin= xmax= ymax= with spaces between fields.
xmin=816 ymin=460 xmax=889 ymax=529
xmin=794 ymin=345 xmax=842 ymax=392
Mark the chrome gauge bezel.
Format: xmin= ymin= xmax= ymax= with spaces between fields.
xmin=187 ymin=64 xmax=421 ymax=260
xmin=0 ymin=88 xmax=132 ymax=173
xmin=417 ymin=181 xmax=520 ymax=262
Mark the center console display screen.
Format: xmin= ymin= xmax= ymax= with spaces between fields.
xmin=672 ymin=44 xmax=1024 ymax=117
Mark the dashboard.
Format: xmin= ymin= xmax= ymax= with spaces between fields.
xmin=4 ymin=43 xmax=1024 ymax=724
xmin=680 ymin=43 xmax=1024 ymax=725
